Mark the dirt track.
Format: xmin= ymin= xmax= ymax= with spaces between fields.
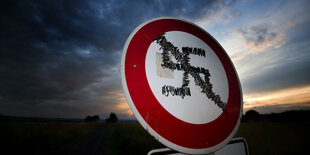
xmin=57 ymin=124 xmax=108 ymax=155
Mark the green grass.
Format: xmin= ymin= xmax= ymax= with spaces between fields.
xmin=0 ymin=121 xmax=100 ymax=154
xmin=235 ymin=122 xmax=310 ymax=155
xmin=1 ymin=119 xmax=309 ymax=155
xmin=105 ymin=122 xmax=164 ymax=155
xmin=106 ymin=121 xmax=310 ymax=155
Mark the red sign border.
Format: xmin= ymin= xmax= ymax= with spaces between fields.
xmin=121 ymin=17 xmax=243 ymax=154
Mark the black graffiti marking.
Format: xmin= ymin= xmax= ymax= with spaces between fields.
xmin=162 ymin=85 xmax=191 ymax=99
xmin=153 ymin=33 xmax=227 ymax=113
xmin=165 ymin=62 xmax=210 ymax=76
xmin=182 ymin=47 xmax=206 ymax=57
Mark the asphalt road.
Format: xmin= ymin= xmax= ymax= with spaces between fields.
xmin=57 ymin=124 xmax=108 ymax=155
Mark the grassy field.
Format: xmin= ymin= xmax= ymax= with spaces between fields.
xmin=0 ymin=120 xmax=100 ymax=154
xmin=105 ymin=122 xmax=164 ymax=155
xmin=235 ymin=121 xmax=310 ymax=155
xmin=106 ymin=121 xmax=310 ymax=155
xmin=1 ymin=118 xmax=309 ymax=155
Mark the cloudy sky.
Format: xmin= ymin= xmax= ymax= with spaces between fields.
xmin=1 ymin=0 xmax=310 ymax=119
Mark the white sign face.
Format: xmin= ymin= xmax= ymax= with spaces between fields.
xmin=145 ymin=31 xmax=229 ymax=124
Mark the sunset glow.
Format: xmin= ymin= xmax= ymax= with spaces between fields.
xmin=244 ymin=85 xmax=310 ymax=113
xmin=114 ymin=91 xmax=134 ymax=116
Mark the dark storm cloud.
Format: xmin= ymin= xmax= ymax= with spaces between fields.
xmin=0 ymin=0 xmax=114 ymax=103
xmin=0 ymin=0 xmax=236 ymax=118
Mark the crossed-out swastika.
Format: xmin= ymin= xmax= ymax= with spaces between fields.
xmin=153 ymin=33 xmax=227 ymax=113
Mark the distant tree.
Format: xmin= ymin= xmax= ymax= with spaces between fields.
xmin=93 ymin=115 xmax=99 ymax=120
xmin=106 ymin=112 xmax=118 ymax=123
xmin=84 ymin=115 xmax=100 ymax=122
xmin=244 ymin=110 xmax=260 ymax=122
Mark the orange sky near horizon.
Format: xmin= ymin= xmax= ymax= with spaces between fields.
xmin=116 ymin=85 xmax=310 ymax=117
xmin=115 ymin=91 xmax=134 ymax=116
xmin=243 ymin=85 xmax=310 ymax=113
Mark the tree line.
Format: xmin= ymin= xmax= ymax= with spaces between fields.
xmin=242 ymin=109 xmax=310 ymax=122
xmin=84 ymin=112 xmax=118 ymax=123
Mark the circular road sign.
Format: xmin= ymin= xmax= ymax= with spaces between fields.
xmin=121 ymin=17 xmax=243 ymax=154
